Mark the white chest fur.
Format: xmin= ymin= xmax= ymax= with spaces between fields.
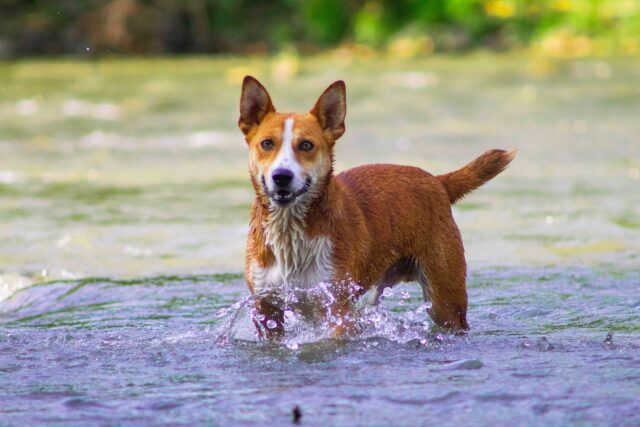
xmin=251 ymin=203 xmax=333 ymax=295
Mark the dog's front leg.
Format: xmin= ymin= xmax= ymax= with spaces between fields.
xmin=252 ymin=296 xmax=285 ymax=340
xmin=327 ymin=301 xmax=357 ymax=338
xmin=326 ymin=280 xmax=368 ymax=338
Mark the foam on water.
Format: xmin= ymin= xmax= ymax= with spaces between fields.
xmin=0 ymin=274 xmax=33 ymax=304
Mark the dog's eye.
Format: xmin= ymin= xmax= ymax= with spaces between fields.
xmin=260 ymin=139 xmax=275 ymax=151
xmin=299 ymin=140 xmax=314 ymax=152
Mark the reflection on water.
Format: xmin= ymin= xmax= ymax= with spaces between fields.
xmin=1 ymin=55 xmax=639 ymax=425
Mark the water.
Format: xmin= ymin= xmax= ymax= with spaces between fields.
xmin=1 ymin=269 xmax=639 ymax=425
xmin=1 ymin=55 xmax=639 ymax=425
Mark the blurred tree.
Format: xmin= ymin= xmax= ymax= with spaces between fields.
xmin=0 ymin=0 xmax=638 ymax=57
xmin=298 ymin=0 xmax=351 ymax=45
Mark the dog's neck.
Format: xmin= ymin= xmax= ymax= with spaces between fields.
xmin=264 ymin=201 xmax=312 ymax=282
xmin=255 ymin=180 xmax=333 ymax=284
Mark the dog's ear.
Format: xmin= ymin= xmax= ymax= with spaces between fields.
xmin=238 ymin=76 xmax=275 ymax=137
xmin=310 ymin=80 xmax=346 ymax=140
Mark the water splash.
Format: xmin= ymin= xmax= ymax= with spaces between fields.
xmin=212 ymin=295 xmax=253 ymax=344
xmin=211 ymin=281 xmax=449 ymax=349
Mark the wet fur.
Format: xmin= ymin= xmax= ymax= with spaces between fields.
xmin=238 ymin=76 xmax=515 ymax=338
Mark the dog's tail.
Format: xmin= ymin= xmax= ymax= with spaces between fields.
xmin=436 ymin=149 xmax=516 ymax=204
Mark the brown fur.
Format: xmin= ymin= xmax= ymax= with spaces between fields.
xmin=237 ymin=76 xmax=515 ymax=338
xmin=437 ymin=149 xmax=517 ymax=204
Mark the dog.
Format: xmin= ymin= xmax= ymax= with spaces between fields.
xmin=238 ymin=76 xmax=515 ymax=338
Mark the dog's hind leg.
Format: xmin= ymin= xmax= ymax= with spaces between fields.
xmin=416 ymin=238 xmax=469 ymax=330
xmin=416 ymin=267 xmax=432 ymax=303
xmin=369 ymin=257 xmax=417 ymax=305
xmin=370 ymin=281 xmax=391 ymax=305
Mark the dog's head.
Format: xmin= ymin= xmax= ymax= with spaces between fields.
xmin=238 ymin=76 xmax=346 ymax=208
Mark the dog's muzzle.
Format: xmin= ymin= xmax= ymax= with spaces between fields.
xmin=262 ymin=174 xmax=312 ymax=206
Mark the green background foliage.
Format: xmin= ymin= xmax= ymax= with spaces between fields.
xmin=0 ymin=0 xmax=638 ymax=56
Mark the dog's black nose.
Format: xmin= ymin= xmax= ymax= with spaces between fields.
xmin=272 ymin=168 xmax=294 ymax=187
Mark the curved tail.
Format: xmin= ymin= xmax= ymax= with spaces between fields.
xmin=437 ymin=149 xmax=516 ymax=204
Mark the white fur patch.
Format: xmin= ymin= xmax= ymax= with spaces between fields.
xmin=251 ymin=202 xmax=333 ymax=295
xmin=266 ymin=117 xmax=306 ymax=194
xmin=282 ymin=117 xmax=294 ymax=153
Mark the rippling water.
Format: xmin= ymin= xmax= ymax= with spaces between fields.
xmin=1 ymin=55 xmax=639 ymax=425
xmin=1 ymin=268 xmax=639 ymax=425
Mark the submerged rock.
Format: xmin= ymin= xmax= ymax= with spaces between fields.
xmin=439 ymin=359 xmax=483 ymax=370
xmin=603 ymin=332 xmax=615 ymax=349
xmin=536 ymin=337 xmax=554 ymax=352
xmin=292 ymin=405 xmax=302 ymax=424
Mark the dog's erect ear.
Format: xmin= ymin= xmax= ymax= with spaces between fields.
xmin=310 ymin=80 xmax=346 ymax=140
xmin=238 ymin=76 xmax=275 ymax=137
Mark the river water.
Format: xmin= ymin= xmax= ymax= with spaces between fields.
xmin=1 ymin=55 xmax=639 ymax=425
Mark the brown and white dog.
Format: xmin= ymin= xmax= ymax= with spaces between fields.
xmin=238 ymin=76 xmax=515 ymax=338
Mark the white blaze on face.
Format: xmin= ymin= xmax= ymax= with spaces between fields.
xmin=266 ymin=117 xmax=304 ymax=192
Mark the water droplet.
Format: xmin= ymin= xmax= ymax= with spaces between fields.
xmin=286 ymin=341 xmax=299 ymax=350
xmin=401 ymin=291 xmax=410 ymax=299
xmin=266 ymin=319 xmax=277 ymax=329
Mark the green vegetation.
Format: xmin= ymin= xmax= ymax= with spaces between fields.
xmin=1 ymin=0 xmax=639 ymax=57
xmin=613 ymin=214 xmax=640 ymax=229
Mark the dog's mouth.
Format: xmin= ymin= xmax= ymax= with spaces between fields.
xmin=262 ymin=176 xmax=312 ymax=207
